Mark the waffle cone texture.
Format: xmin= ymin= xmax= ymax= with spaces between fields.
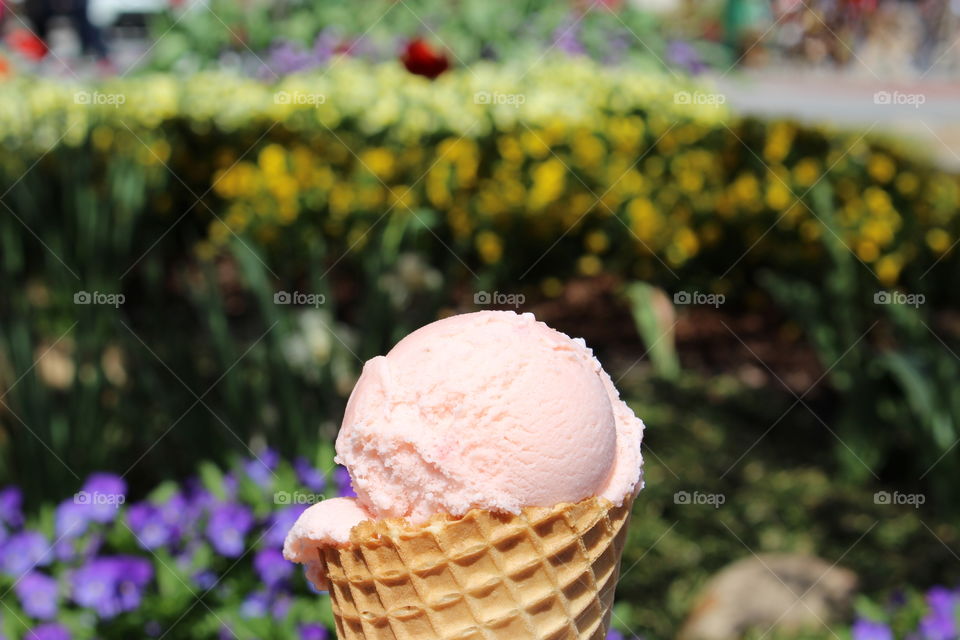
xmin=319 ymin=496 xmax=633 ymax=640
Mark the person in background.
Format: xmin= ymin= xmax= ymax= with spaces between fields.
xmin=70 ymin=0 xmax=107 ymax=60
xmin=24 ymin=0 xmax=108 ymax=61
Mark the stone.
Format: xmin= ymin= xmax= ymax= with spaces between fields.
xmin=678 ymin=553 xmax=858 ymax=640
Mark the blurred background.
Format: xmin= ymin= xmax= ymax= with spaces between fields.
xmin=0 ymin=0 xmax=959 ymax=639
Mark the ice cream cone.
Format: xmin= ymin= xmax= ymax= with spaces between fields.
xmin=319 ymin=496 xmax=633 ymax=640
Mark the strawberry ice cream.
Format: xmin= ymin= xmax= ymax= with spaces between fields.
xmin=283 ymin=310 xmax=645 ymax=582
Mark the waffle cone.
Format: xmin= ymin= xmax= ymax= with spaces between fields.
xmin=318 ymin=496 xmax=633 ymax=640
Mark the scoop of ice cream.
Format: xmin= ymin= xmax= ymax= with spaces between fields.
xmin=281 ymin=497 xmax=370 ymax=589
xmin=283 ymin=310 xmax=645 ymax=590
xmin=334 ymin=310 xmax=644 ymax=522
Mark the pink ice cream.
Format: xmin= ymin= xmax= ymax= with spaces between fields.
xmin=283 ymin=311 xmax=645 ymax=577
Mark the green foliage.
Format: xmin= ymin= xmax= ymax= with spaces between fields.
xmin=759 ymin=182 xmax=960 ymax=503
xmin=609 ymin=372 xmax=957 ymax=639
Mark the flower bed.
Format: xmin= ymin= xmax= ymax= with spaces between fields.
xmin=2 ymin=57 xmax=959 ymax=517
xmin=2 ymin=59 xmax=957 ymax=298
xmin=0 ymin=452 xmax=351 ymax=640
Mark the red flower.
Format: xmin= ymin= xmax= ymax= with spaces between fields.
xmin=401 ymin=38 xmax=449 ymax=79
xmin=6 ymin=29 xmax=48 ymax=61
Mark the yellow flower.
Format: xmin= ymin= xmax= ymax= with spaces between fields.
xmin=732 ymin=172 xmax=760 ymax=204
xmin=868 ymin=154 xmax=895 ymax=183
xmin=609 ymin=117 xmax=644 ymax=151
xmin=678 ymin=168 xmax=704 ymax=193
xmin=572 ymin=132 xmax=605 ymax=168
xmin=793 ymin=158 xmax=820 ymax=188
xmin=447 ymin=206 xmax=472 ymax=239
xmin=765 ymin=181 xmax=792 ymax=210
xmin=329 ymin=183 xmax=354 ymax=217
xmin=673 ymin=227 xmax=700 ymax=258
xmin=520 ymin=130 xmax=550 ymax=159
xmin=347 ymin=225 xmax=370 ymax=251
xmin=800 ymin=220 xmax=822 ymax=241
xmin=277 ymin=201 xmax=299 ymax=225
xmin=644 ymin=156 xmax=664 ymax=178
xmin=864 ymin=187 xmax=892 ymax=214
xmin=577 ymin=255 xmax=602 ymax=276
xmin=617 ymin=170 xmax=646 ymax=196
xmin=628 ymin=198 xmax=660 ymax=242
xmin=427 ymin=165 xmax=452 ymax=208
xmin=585 ymin=230 xmax=609 ymax=254
xmin=862 ymin=219 xmax=895 ymax=247
xmin=91 ymin=125 xmax=113 ymax=152
xmin=763 ymin=122 xmax=795 ymax=164
xmin=258 ymin=144 xmax=287 ymax=176
xmin=528 ymin=159 xmax=566 ymax=210
xmin=496 ymin=136 xmax=524 ymax=165
xmin=541 ymin=277 xmax=564 ymax=298
xmin=360 ymin=148 xmax=395 ymax=180
xmin=925 ymin=228 xmax=952 ymax=254
xmin=895 ymin=172 xmax=918 ymax=195
xmin=475 ymin=231 xmax=503 ymax=264
xmin=267 ymin=174 xmax=299 ymax=202
xmin=875 ymin=254 xmax=902 ymax=286
xmin=856 ymin=240 xmax=879 ymax=262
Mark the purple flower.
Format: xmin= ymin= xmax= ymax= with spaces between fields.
xmin=206 ymin=503 xmax=254 ymax=557
xmin=313 ymin=29 xmax=340 ymax=62
xmin=254 ymin=548 xmax=293 ymax=588
xmin=265 ymin=40 xmax=321 ymax=76
xmin=0 ymin=531 xmax=52 ymax=576
xmin=0 ymin=486 xmax=23 ymax=528
xmin=162 ymin=489 xmax=205 ymax=540
xmin=927 ymin=587 xmax=957 ymax=618
xmin=553 ymin=17 xmax=586 ymax=57
xmin=244 ymin=448 xmax=279 ymax=488
xmin=299 ymin=623 xmax=329 ymax=640
xmin=25 ymin=623 xmax=70 ymax=640
xmin=240 ymin=589 xmax=270 ymax=618
xmin=79 ymin=473 xmax=126 ymax=523
xmin=127 ymin=502 xmax=175 ymax=550
xmin=666 ymin=40 xmax=707 ymax=74
xmin=71 ymin=556 xmax=153 ymax=618
xmin=920 ymin=613 xmax=956 ymax=640
xmin=193 ymin=570 xmax=217 ymax=590
xmin=334 ymin=467 xmax=356 ymax=498
xmin=295 ymin=457 xmax=326 ymax=492
xmin=264 ymin=504 xmax=308 ymax=548
xmin=15 ymin=572 xmax=59 ymax=620
xmin=272 ymin=592 xmax=292 ymax=618
xmin=223 ymin=473 xmax=238 ymax=499
xmin=55 ymin=499 xmax=90 ymax=539
xmin=852 ymin=619 xmax=894 ymax=640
